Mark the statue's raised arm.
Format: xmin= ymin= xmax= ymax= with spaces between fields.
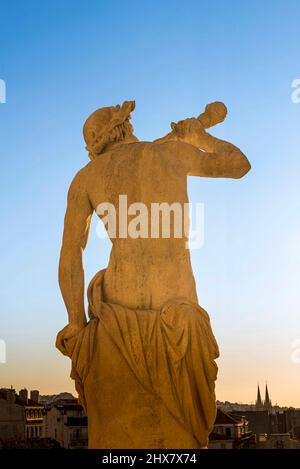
xmin=155 ymin=102 xmax=251 ymax=179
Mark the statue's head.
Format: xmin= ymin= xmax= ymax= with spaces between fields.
xmin=83 ymin=100 xmax=136 ymax=159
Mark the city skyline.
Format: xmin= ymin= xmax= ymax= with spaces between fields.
xmin=0 ymin=381 xmax=294 ymax=410
xmin=1 ymin=0 xmax=300 ymax=407
xmin=3 ymin=386 xmax=299 ymax=449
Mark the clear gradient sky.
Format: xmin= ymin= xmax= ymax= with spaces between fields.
xmin=1 ymin=0 xmax=300 ymax=406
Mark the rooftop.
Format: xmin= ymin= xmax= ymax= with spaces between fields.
xmin=215 ymin=408 xmax=242 ymax=425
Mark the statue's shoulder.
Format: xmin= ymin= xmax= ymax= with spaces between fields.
xmin=135 ymin=140 xmax=184 ymax=152
xmin=150 ymin=139 xmax=195 ymax=162
xmin=132 ymin=141 xmax=182 ymax=159
xmin=67 ymin=163 xmax=91 ymax=194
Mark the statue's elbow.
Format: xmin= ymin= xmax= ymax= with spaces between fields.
xmin=235 ymin=157 xmax=251 ymax=179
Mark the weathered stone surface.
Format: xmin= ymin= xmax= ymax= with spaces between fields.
xmin=56 ymin=100 xmax=250 ymax=448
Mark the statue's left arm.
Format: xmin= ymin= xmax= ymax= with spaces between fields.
xmin=174 ymin=123 xmax=251 ymax=178
xmin=58 ymin=170 xmax=93 ymax=333
xmin=154 ymin=102 xmax=251 ymax=179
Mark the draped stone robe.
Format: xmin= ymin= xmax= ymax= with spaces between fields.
xmin=56 ymin=269 xmax=219 ymax=449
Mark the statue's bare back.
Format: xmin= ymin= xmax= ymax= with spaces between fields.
xmin=84 ymin=140 xmax=198 ymax=309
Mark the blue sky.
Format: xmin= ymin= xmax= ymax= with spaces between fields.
xmin=1 ymin=0 xmax=300 ymax=405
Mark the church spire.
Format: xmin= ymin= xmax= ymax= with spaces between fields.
xmin=264 ymin=383 xmax=272 ymax=411
xmin=255 ymin=384 xmax=263 ymax=410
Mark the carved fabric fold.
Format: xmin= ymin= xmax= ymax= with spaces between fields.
xmin=56 ymin=269 xmax=219 ymax=448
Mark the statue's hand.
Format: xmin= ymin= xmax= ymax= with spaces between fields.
xmin=56 ymin=321 xmax=87 ymax=355
xmin=154 ymin=102 xmax=227 ymax=146
xmin=170 ymin=102 xmax=228 ymax=149
xmin=171 ymin=118 xmax=208 ymax=147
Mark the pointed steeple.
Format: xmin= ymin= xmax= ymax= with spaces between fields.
xmin=264 ymin=382 xmax=272 ymax=411
xmin=256 ymin=384 xmax=263 ymax=410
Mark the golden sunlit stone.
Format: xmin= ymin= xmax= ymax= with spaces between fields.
xmin=56 ymin=100 xmax=250 ymax=448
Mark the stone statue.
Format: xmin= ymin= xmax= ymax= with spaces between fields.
xmin=56 ymin=100 xmax=250 ymax=448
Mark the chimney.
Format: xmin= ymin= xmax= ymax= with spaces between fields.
xmin=6 ymin=388 xmax=16 ymax=403
xmin=30 ymin=390 xmax=39 ymax=403
xmin=19 ymin=388 xmax=28 ymax=404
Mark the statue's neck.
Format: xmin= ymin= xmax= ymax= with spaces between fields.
xmin=104 ymin=135 xmax=139 ymax=153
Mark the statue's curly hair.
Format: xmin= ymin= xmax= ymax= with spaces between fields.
xmin=86 ymin=119 xmax=133 ymax=159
